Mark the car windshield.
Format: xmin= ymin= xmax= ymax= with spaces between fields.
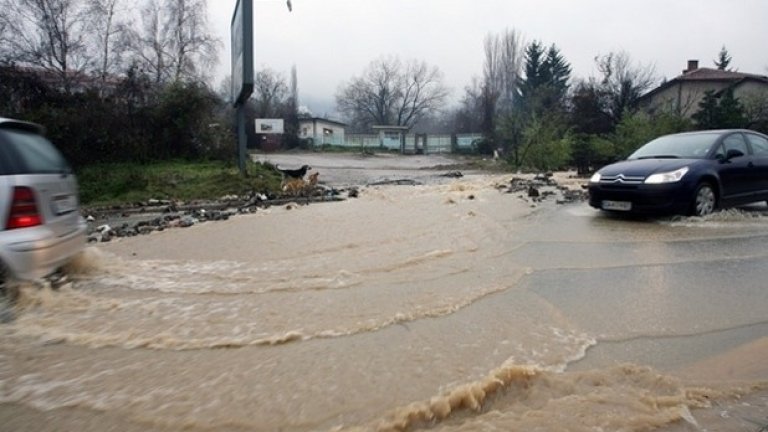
xmin=627 ymin=133 xmax=720 ymax=160
xmin=0 ymin=128 xmax=71 ymax=175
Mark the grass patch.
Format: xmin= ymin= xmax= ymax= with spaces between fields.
xmin=77 ymin=160 xmax=283 ymax=206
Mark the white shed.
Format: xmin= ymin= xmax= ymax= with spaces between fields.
xmin=298 ymin=117 xmax=347 ymax=146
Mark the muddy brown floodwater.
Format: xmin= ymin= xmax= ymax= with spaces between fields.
xmin=1 ymin=153 xmax=767 ymax=431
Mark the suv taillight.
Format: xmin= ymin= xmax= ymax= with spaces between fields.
xmin=6 ymin=186 xmax=43 ymax=229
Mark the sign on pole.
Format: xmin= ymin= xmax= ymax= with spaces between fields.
xmin=255 ymin=119 xmax=285 ymax=134
xmin=231 ymin=0 xmax=254 ymax=175
xmin=231 ymin=0 xmax=254 ymax=106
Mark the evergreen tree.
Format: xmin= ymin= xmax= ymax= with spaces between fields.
xmin=570 ymin=80 xmax=612 ymax=135
xmin=516 ymin=42 xmax=571 ymax=116
xmin=509 ymin=41 xmax=572 ymax=169
xmin=714 ymin=46 xmax=732 ymax=71
xmin=717 ymin=89 xmax=747 ymax=128
xmin=692 ymin=90 xmax=720 ymax=129
xmin=516 ymin=41 xmax=546 ymax=113
xmin=692 ymin=88 xmax=747 ymax=129
xmin=543 ymin=44 xmax=571 ymax=104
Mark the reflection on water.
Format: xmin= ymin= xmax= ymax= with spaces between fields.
xmin=1 ymin=173 xmax=768 ymax=431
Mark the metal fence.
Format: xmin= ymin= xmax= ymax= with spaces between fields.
xmin=324 ymin=133 xmax=482 ymax=154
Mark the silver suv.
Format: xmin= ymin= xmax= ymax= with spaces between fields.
xmin=0 ymin=117 xmax=87 ymax=293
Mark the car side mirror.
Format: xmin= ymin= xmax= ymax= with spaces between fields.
xmin=726 ymin=149 xmax=745 ymax=160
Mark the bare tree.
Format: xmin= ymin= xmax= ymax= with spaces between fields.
xmin=131 ymin=0 xmax=219 ymax=85
xmin=452 ymin=76 xmax=484 ymax=133
xmin=86 ymin=0 xmax=130 ymax=86
xmin=0 ymin=15 xmax=9 ymax=61
xmin=0 ymin=0 xmax=91 ymax=92
xmin=251 ymin=67 xmax=289 ymax=118
xmin=132 ymin=1 xmax=172 ymax=84
xmin=484 ymin=28 xmax=524 ymax=113
xmin=336 ymin=56 xmax=448 ymax=131
xmin=216 ymin=74 xmax=233 ymax=103
xmin=166 ymin=0 xmax=218 ymax=82
xmin=478 ymin=29 xmax=525 ymax=145
xmin=595 ymin=51 xmax=657 ymax=123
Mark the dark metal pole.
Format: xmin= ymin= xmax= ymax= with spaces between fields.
xmin=237 ymin=104 xmax=247 ymax=175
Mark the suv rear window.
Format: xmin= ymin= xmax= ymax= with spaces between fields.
xmin=0 ymin=129 xmax=71 ymax=175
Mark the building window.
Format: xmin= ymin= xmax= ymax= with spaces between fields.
xmin=323 ymin=128 xmax=333 ymax=136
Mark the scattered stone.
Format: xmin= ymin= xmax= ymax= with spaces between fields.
xmin=83 ymin=171 xmax=587 ymax=244
xmin=498 ymin=174 xmax=587 ymax=206
xmin=441 ymin=171 xmax=463 ymax=178
xmin=138 ymin=226 xmax=156 ymax=235
xmin=368 ymin=179 xmax=422 ymax=186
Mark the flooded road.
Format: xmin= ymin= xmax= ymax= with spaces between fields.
xmin=1 ymin=154 xmax=768 ymax=431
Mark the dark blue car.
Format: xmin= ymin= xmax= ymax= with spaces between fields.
xmin=588 ymin=129 xmax=768 ymax=216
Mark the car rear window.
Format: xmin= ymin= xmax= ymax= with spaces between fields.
xmin=0 ymin=129 xmax=71 ymax=175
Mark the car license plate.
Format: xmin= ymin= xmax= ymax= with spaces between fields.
xmin=602 ymin=200 xmax=632 ymax=211
xmin=53 ymin=194 xmax=77 ymax=214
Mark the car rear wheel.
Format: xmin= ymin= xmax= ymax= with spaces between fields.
xmin=691 ymin=183 xmax=717 ymax=216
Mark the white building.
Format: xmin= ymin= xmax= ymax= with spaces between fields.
xmin=298 ymin=117 xmax=347 ymax=146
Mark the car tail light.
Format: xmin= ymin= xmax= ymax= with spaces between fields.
xmin=6 ymin=186 xmax=43 ymax=229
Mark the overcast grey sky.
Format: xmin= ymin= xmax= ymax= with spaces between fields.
xmin=208 ymin=0 xmax=768 ymax=114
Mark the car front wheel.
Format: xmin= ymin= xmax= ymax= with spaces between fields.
xmin=691 ymin=183 xmax=717 ymax=216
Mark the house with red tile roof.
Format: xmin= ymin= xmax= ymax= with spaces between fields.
xmin=638 ymin=60 xmax=768 ymax=118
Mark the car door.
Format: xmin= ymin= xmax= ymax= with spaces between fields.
xmin=716 ymin=132 xmax=754 ymax=201
xmin=745 ymin=132 xmax=768 ymax=197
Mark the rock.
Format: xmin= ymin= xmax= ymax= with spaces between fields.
xmin=348 ymin=188 xmax=359 ymax=198
xmin=442 ymin=171 xmax=463 ymax=178
xmin=368 ymin=179 xmax=421 ymax=186
xmin=138 ymin=226 xmax=156 ymax=235
xmin=527 ymin=186 xmax=540 ymax=198
xmin=179 ymin=216 xmax=196 ymax=228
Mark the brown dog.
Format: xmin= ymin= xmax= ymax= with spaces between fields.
xmin=281 ymin=172 xmax=320 ymax=197
xmin=307 ymin=172 xmax=319 ymax=187
xmin=281 ymin=177 xmax=306 ymax=196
